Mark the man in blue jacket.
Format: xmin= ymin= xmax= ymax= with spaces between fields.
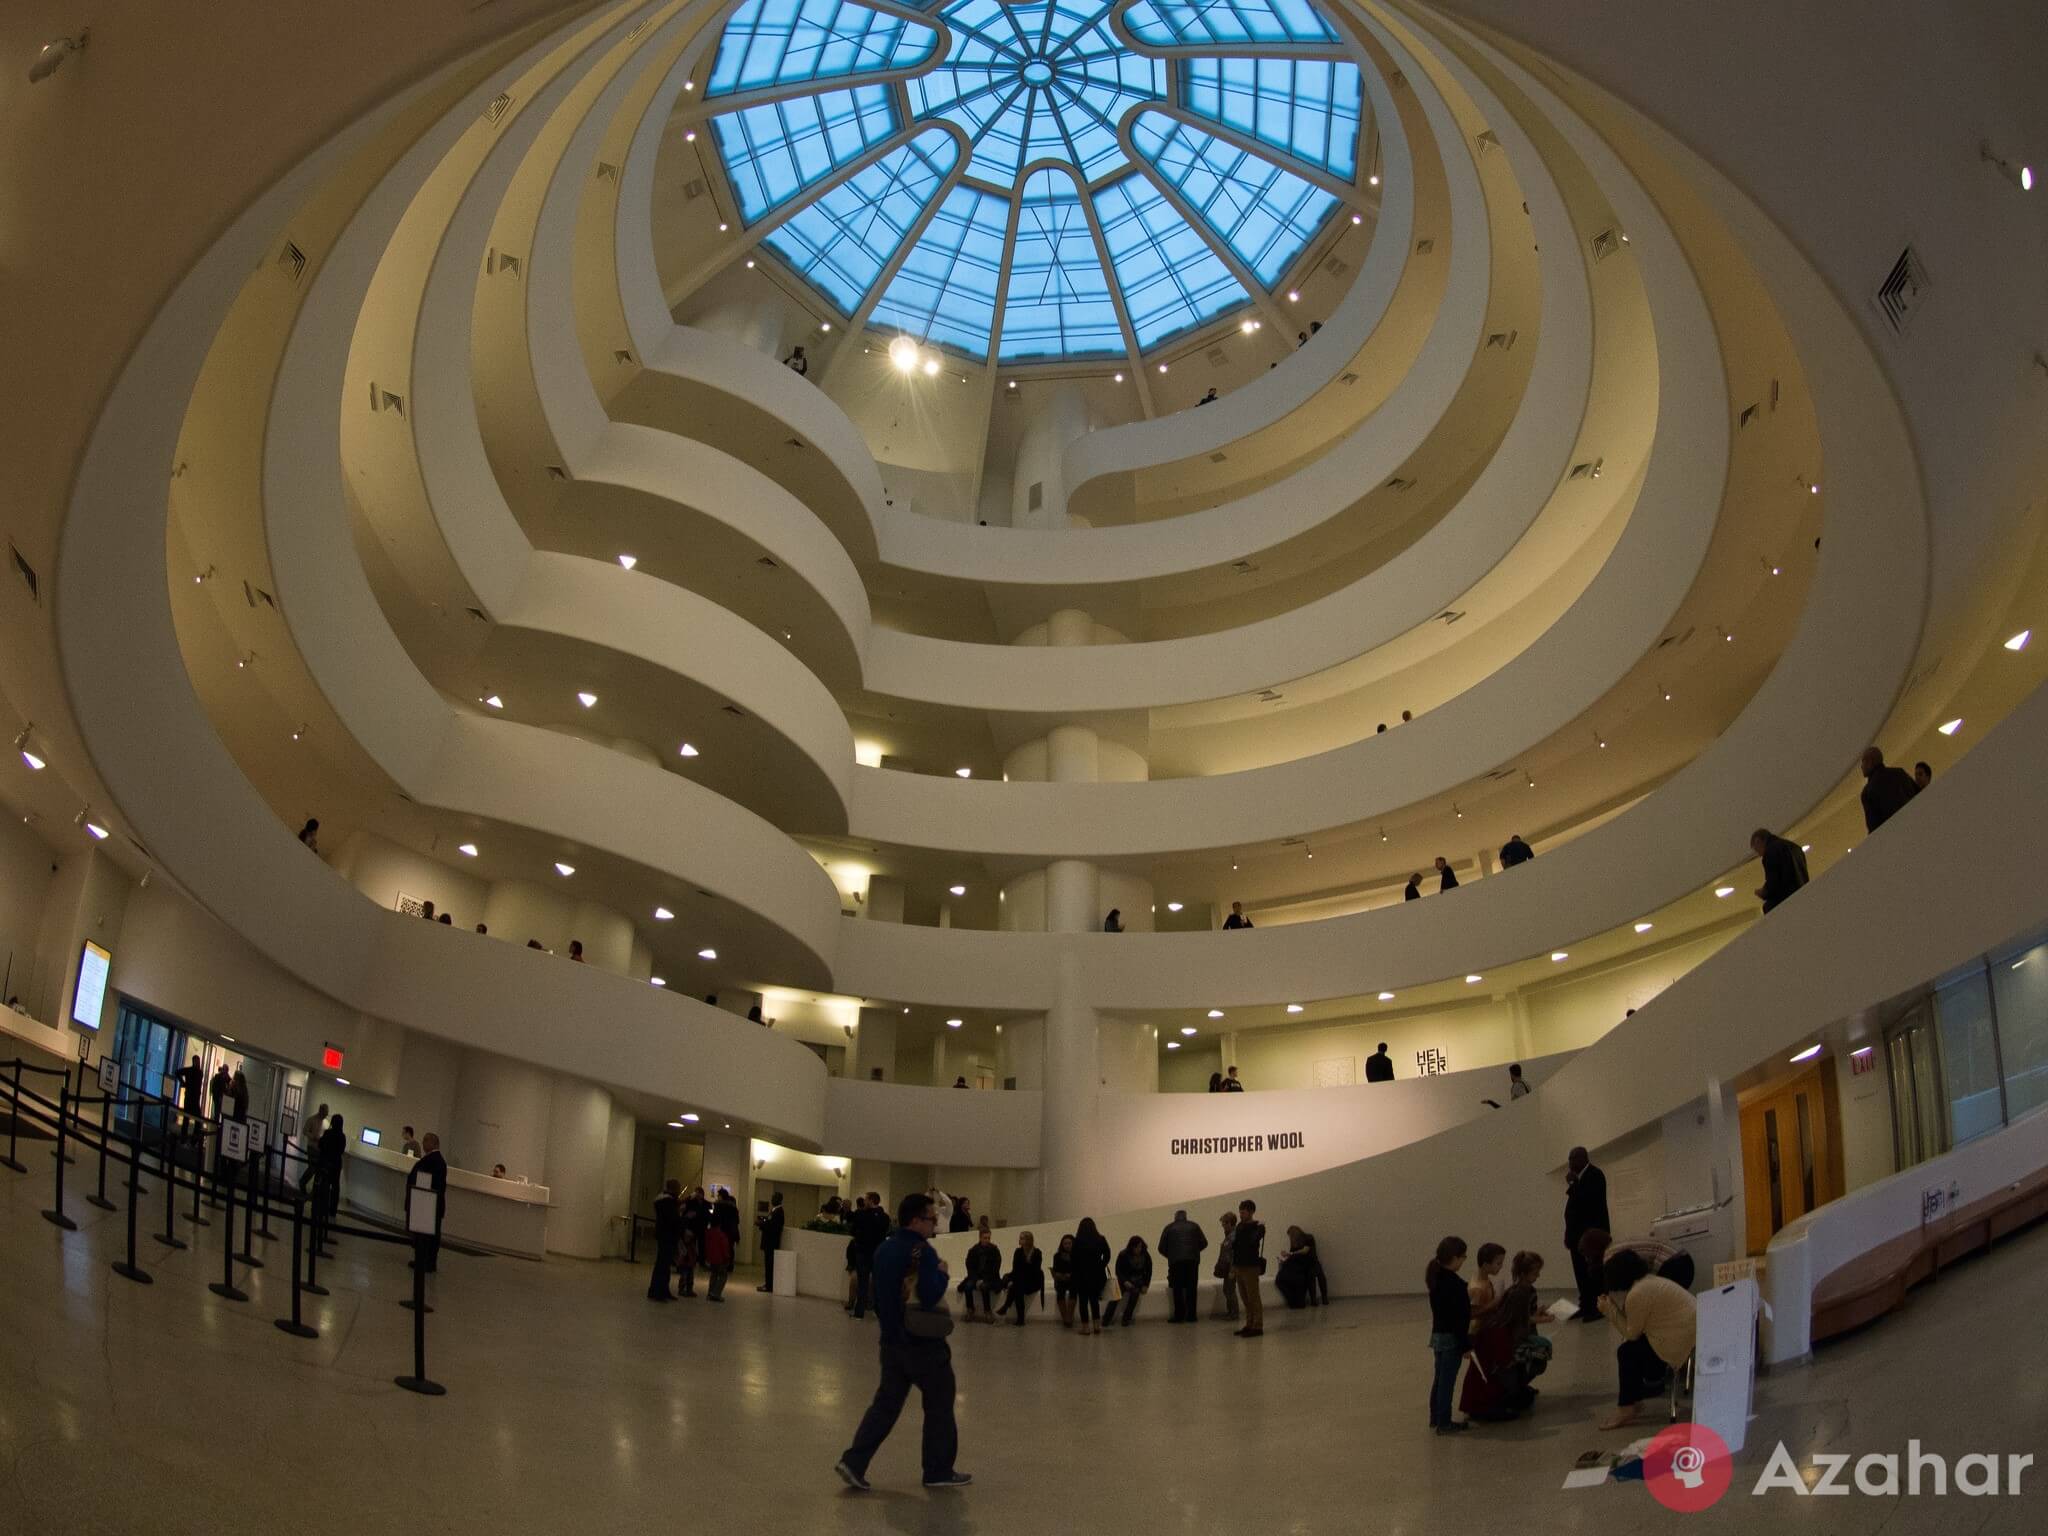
xmin=836 ymin=1192 xmax=970 ymax=1491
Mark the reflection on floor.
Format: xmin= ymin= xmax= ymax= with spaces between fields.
xmin=1 ymin=1169 xmax=2043 ymax=1533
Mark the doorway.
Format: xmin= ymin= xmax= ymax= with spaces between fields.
xmin=1886 ymin=1000 xmax=1950 ymax=1171
xmin=1738 ymin=1063 xmax=1843 ymax=1254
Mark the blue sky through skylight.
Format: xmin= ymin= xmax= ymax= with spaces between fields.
xmin=705 ymin=0 xmax=941 ymax=96
xmin=1122 ymin=0 xmax=1337 ymax=48
xmin=762 ymin=129 xmax=959 ymax=311
xmin=1133 ymin=113 xmax=1336 ymax=285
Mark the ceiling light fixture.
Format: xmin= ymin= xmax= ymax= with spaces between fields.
xmin=698 ymin=948 xmax=717 ymax=960
xmin=651 ymin=977 xmax=666 ymax=987
xmin=13 ymin=724 xmax=43 ymax=771
xmin=1350 ymin=212 xmax=1363 ymax=224
xmin=1113 ymin=372 xmax=1124 ymax=383
xmin=684 ymin=130 xmax=696 ymax=142
xmin=1286 ymin=1004 xmax=1303 ymax=1014
xmin=1368 ymin=174 xmax=1380 ymax=187
xmin=1286 ymin=290 xmax=1299 ymax=302
xmin=334 ymin=1077 xmax=350 ymax=1086
xmin=1635 ymin=921 xmax=1653 ymax=933
xmin=679 ymin=742 xmax=699 ymax=757
xmin=1550 ymin=951 xmax=1568 ymax=962
xmin=889 ymin=336 xmax=920 ymax=373
xmin=948 ymin=884 xmax=966 ymax=896
xmin=745 ymin=258 xmax=756 ymax=269
xmin=1465 ymin=974 xmax=1482 ymax=984
xmin=922 ymin=356 xmax=941 ymax=377
xmin=1938 ymin=718 xmax=1963 ymax=736
xmin=1157 ymin=362 xmax=1168 ymax=374
xmin=654 ymin=907 xmax=674 ymax=921
xmin=555 ymin=862 xmax=575 ymax=877
xmin=718 ymin=222 xmax=729 ymax=232
xmin=681 ymin=1113 xmax=699 ymax=1122
xmin=1715 ymin=885 xmax=1735 ymax=898
xmin=820 ymin=322 xmax=832 ymax=332
xmin=2005 ymin=629 xmax=2030 ymax=652
xmin=85 ymin=822 xmax=109 ymax=840
xmin=946 ymin=1018 xmax=963 ymax=1029
xmin=458 ymin=843 xmax=478 ymax=858
xmin=1207 ymin=1009 xmax=1225 ymax=1018
xmin=1166 ymin=901 xmax=1183 ymax=912
xmin=1166 ymin=1041 xmax=1181 ymax=1050
xmin=1181 ymin=1025 xmax=1199 ymax=1035
xmin=1239 ymin=318 xmax=1257 ymax=334
xmin=1378 ymin=991 xmax=1395 ymax=1001
xmin=577 ymin=691 xmax=598 ymax=708
xmin=954 ymin=767 xmax=971 ymax=778
xmin=617 ymin=554 xmax=637 ymax=570
xmin=1980 ymin=140 xmax=2034 ymax=191
xmin=483 ymin=694 xmax=503 ymax=709
xmin=1790 ymin=1043 xmax=1823 ymax=1063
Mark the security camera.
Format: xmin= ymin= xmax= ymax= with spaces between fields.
xmin=28 ymin=32 xmax=87 ymax=84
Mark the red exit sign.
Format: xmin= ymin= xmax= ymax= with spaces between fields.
xmin=321 ymin=1045 xmax=345 ymax=1071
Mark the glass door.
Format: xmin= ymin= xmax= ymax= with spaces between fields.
xmin=1886 ymin=1003 xmax=1949 ymax=1170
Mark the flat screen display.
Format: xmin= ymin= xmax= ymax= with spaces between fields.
xmin=71 ymin=941 xmax=110 ymax=1030
xmin=360 ymin=1127 xmax=382 ymax=1147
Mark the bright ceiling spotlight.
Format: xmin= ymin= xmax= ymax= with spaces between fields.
xmin=651 ymin=978 xmax=667 ymax=988
xmin=1207 ymin=1009 xmax=1225 ymax=1018
xmin=820 ymin=322 xmax=832 ymax=332
xmin=1286 ymin=290 xmax=1299 ymax=302
xmin=13 ymin=725 xmax=43 ymax=771
xmin=698 ymin=948 xmax=717 ymax=960
xmin=457 ymin=843 xmax=478 ymax=858
xmin=1789 ymin=1043 xmax=1823 ymax=1063
xmin=946 ymin=1018 xmax=963 ymax=1029
xmin=1635 ymin=921 xmax=1653 ymax=933
xmin=889 ymin=336 xmax=920 ymax=373
xmin=922 ymin=356 xmax=941 ymax=377
xmin=1166 ymin=1041 xmax=1181 ymax=1050
xmin=1181 ymin=1026 xmax=1199 ymax=1035
xmin=679 ymin=742 xmax=699 ymax=757
xmin=1368 ymin=174 xmax=1380 ymax=187
xmin=1938 ymin=718 xmax=1963 ymax=736
xmin=617 ymin=554 xmax=637 ymax=570
xmin=1285 ymin=1004 xmax=1303 ymax=1013
xmin=684 ymin=130 xmax=696 ymax=142
xmin=85 ymin=822 xmax=109 ymax=840
xmin=577 ymin=691 xmax=598 ymax=708
xmin=1550 ymin=951 xmax=1568 ymax=962
xmin=744 ymin=258 xmax=756 ymax=269
xmin=948 ymin=884 xmax=966 ymax=896
xmin=1239 ymin=318 xmax=1258 ymax=334
xmin=654 ymin=907 xmax=674 ymax=921
xmin=2005 ymin=629 xmax=2031 ymax=651
xmin=483 ymin=694 xmax=503 ymax=709
xmin=1715 ymin=886 xmax=1735 ymax=898
xmin=1007 ymin=379 xmax=1017 ymax=390
xmin=681 ymin=1113 xmax=699 ymax=1122
xmin=718 ymin=222 xmax=729 ymax=232
xmin=1377 ymin=991 xmax=1395 ymax=1001
xmin=1157 ymin=362 xmax=1168 ymax=374
xmin=1165 ymin=901 xmax=1183 ymax=912
xmin=1465 ymin=974 xmax=1482 ymax=984
xmin=28 ymin=33 xmax=88 ymax=84
xmin=1808 ymin=483 xmax=1819 ymax=495
xmin=554 ymin=862 xmax=576 ymax=877
xmin=1113 ymin=372 xmax=1124 ymax=383
xmin=1350 ymin=212 xmax=1363 ymax=224
xmin=954 ymin=767 xmax=971 ymax=778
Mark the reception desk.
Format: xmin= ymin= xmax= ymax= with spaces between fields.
xmin=343 ymin=1142 xmax=552 ymax=1258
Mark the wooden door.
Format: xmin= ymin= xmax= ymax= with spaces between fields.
xmin=1739 ymin=1066 xmax=1840 ymax=1254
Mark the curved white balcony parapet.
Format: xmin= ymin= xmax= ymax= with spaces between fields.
xmin=822 ymin=1077 xmax=1042 ymax=1169
xmin=1051 ymin=0 xmax=1412 ymax=506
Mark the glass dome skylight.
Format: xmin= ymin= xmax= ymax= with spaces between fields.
xmin=703 ymin=0 xmax=1369 ymax=363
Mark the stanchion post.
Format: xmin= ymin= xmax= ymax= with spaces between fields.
xmin=274 ymin=1191 xmax=318 ymax=1338
xmin=302 ymin=1165 xmax=329 ymax=1298
xmin=111 ymin=1133 xmax=152 ymax=1286
xmin=1 ymin=1060 xmax=25 ymax=1172
xmin=207 ymin=1166 xmax=248 ymax=1303
xmin=87 ymin=1091 xmax=116 ymax=1212
xmin=394 ymin=1231 xmax=446 ymax=1396
xmin=238 ymin=1149 xmax=264 ymax=1268
xmin=187 ymin=1120 xmax=210 ymax=1228
xmin=40 ymin=1081 xmax=78 ymax=1230
xmin=155 ymin=1109 xmax=186 ymax=1249
xmin=252 ymin=1127 xmax=277 ymax=1240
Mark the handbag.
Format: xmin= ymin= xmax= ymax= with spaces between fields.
xmin=902 ymin=1244 xmax=954 ymax=1339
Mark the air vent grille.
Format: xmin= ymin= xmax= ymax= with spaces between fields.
xmin=1205 ymin=347 xmax=1227 ymax=367
xmin=755 ymin=555 xmax=779 ymax=569
xmin=1414 ymin=238 xmax=1435 ymax=255
xmin=683 ymin=177 xmax=708 ymax=200
xmin=1590 ymin=228 xmax=1621 ymax=262
xmin=1209 ymin=452 xmax=1228 ymax=464
xmin=1321 ymin=255 xmax=1351 ymax=277
xmin=277 ymin=241 xmax=308 ymax=284
xmin=1874 ymin=244 xmax=1930 ymax=336
xmin=721 ymin=704 xmax=747 ymax=719
xmin=1384 ymin=476 xmax=1415 ymax=492
xmin=11 ymin=543 xmax=38 ymax=602
xmin=484 ymin=91 xmax=514 ymax=126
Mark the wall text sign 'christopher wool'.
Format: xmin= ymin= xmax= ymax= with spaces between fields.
xmin=1169 ymin=1132 xmax=1307 ymax=1156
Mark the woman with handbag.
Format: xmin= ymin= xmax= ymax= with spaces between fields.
xmin=1071 ymin=1218 xmax=1112 ymax=1335
xmin=1000 ymin=1232 xmax=1044 ymax=1326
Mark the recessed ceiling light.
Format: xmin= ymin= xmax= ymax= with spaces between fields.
xmin=1377 ymin=991 xmax=1395 ymax=1001
xmin=617 ymin=554 xmax=637 ymax=570
xmin=1550 ymin=951 xmax=1568 ymax=962
xmin=1634 ymin=921 xmax=1653 ymax=933
xmin=1368 ymin=174 xmax=1380 ymax=187
xmin=1286 ymin=290 xmax=1299 ymax=302
xmin=85 ymin=823 xmax=108 ymax=840
xmin=1715 ymin=886 xmax=1735 ymax=898
xmin=458 ymin=843 xmax=478 ymax=857
xmin=1801 ymin=844 xmax=1811 ymax=853
xmin=681 ymin=1113 xmax=699 ymax=1122
xmin=1852 ymin=1045 xmax=1874 ymax=1057
xmin=946 ymin=1018 xmax=962 ymax=1028
xmin=654 ymin=907 xmax=674 ymax=921
xmin=679 ymin=742 xmax=699 ymax=757
xmin=1789 ymin=1043 xmax=1822 ymax=1063
xmin=820 ymin=322 xmax=831 ymax=332
xmin=1165 ymin=901 xmax=1183 ymax=912
xmin=651 ymin=978 xmax=666 ymax=987
xmin=555 ymin=862 xmax=575 ymax=877
xmin=483 ymin=694 xmax=503 ymax=709
xmin=1239 ymin=318 xmax=1257 ymax=334
xmin=698 ymin=948 xmax=717 ymax=960
xmin=1938 ymin=718 xmax=1963 ymax=736
xmin=220 ymin=1034 xmax=235 ymax=1043
xmin=1113 ymin=372 xmax=1123 ymax=383
xmin=1007 ymin=379 xmax=1017 ymax=390
xmin=1207 ymin=1009 xmax=1225 ymax=1018
xmin=684 ymin=130 xmax=696 ymax=142
xmin=577 ymin=691 xmax=598 ymax=708
xmin=683 ymin=79 xmax=694 ymax=90
xmin=745 ymin=259 xmax=755 ymax=269
xmin=21 ymin=750 xmax=44 ymax=771
xmin=889 ymin=336 xmax=919 ymax=373
xmin=1465 ymin=974 xmax=1482 ymax=984
xmin=1157 ymin=363 xmax=1168 ymax=374
xmin=954 ymin=767 xmax=971 ymax=778
xmin=718 ymin=222 xmax=728 ymax=232
xmin=948 ymin=884 xmax=966 ymax=896
xmin=2005 ymin=629 xmax=2030 ymax=651
xmin=1166 ymin=1041 xmax=1181 ymax=1050
xmin=668 ymin=1119 xmax=683 ymax=1127
xmin=1285 ymin=1004 xmax=1303 ymax=1013
xmin=335 ymin=1077 xmax=350 ymax=1086
xmin=1809 ymin=483 xmax=1819 ymax=495
xmin=1180 ymin=1026 xmax=1199 ymax=1036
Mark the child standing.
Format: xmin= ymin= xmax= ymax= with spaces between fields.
xmin=1426 ymin=1236 xmax=1471 ymax=1434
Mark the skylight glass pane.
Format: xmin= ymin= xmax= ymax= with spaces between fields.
xmin=762 ymin=130 xmax=958 ymax=312
xmin=870 ymin=185 xmax=1010 ymax=357
xmin=1094 ymin=172 xmax=1247 ymax=348
xmin=1179 ymin=57 xmax=1362 ymax=178
xmin=1123 ymin=0 xmax=1337 ymax=47
xmin=1133 ymin=113 xmax=1336 ymax=285
xmin=712 ymin=85 xmax=900 ymax=220
xmin=705 ymin=0 xmax=941 ymax=96
xmin=998 ymin=168 xmax=1125 ymax=361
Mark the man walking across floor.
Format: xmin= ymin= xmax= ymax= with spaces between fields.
xmin=1563 ymin=1146 xmax=1611 ymax=1320
xmin=649 ymin=1179 xmax=681 ymax=1302
xmin=1158 ymin=1209 xmax=1209 ymax=1323
xmin=836 ymin=1192 xmax=970 ymax=1491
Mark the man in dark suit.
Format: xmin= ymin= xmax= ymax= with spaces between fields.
xmin=1435 ymin=856 xmax=1459 ymax=892
xmin=1403 ymin=874 xmax=1422 ymax=901
xmin=757 ymin=1191 xmax=786 ymax=1292
xmin=1157 ymin=1209 xmax=1208 ymax=1323
xmin=408 ymin=1132 xmax=449 ymax=1274
xmin=649 ymin=1178 xmax=681 ymax=1301
xmin=1858 ymin=746 xmax=1920 ymax=832
xmin=1751 ymin=828 xmax=1810 ymax=913
xmin=850 ymin=1191 xmax=889 ymax=1319
xmin=1365 ymin=1043 xmax=1395 ymax=1082
xmin=1499 ymin=834 xmax=1535 ymax=868
xmin=316 ymin=1114 xmax=347 ymax=1225
xmin=1564 ymin=1146 xmax=1611 ymax=1320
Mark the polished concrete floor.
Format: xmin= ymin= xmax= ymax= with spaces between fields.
xmin=1 ymin=1163 xmax=2043 ymax=1534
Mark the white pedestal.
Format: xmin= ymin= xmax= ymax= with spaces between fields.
xmin=772 ymin=1249 xmax=799 ymax=1297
